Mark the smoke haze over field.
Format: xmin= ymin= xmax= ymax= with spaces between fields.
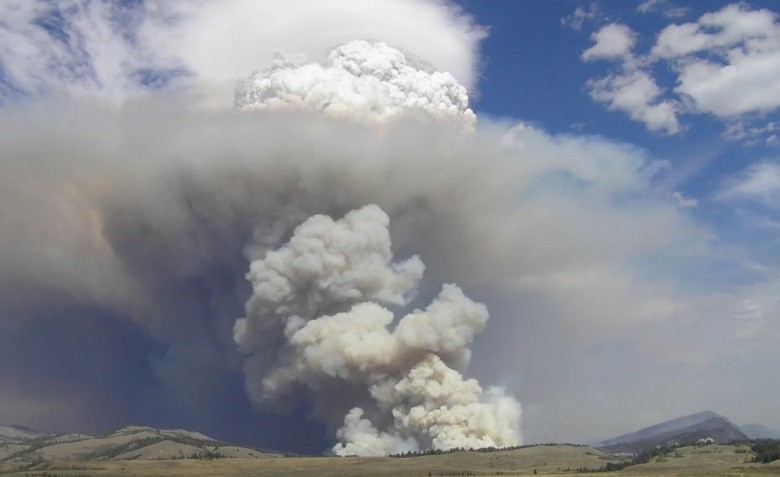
xmin=1 ymin=0 xmax=779 ymax=453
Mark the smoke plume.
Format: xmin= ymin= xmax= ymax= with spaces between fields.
xmin=2 ymin=0 xmax=741 ymax=452
xmin=235 ymin=40 xmax=475 ymax=126
xmin=235 ymin=205 xmax=521 ymax=455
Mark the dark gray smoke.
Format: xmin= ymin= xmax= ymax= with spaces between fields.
xmin=3 ymin=4 xmax=746 ymax=449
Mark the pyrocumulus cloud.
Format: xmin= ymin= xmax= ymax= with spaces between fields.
xmin=235 ymin=40 xmax=475 ymax=126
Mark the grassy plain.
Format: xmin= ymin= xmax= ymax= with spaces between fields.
xmin=1 ymin=444 xmax=778 ymax=477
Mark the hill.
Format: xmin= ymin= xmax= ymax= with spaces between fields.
xmin=0 ymin=425 xmax=44 ymax=443
xmin=0 ymin=425 xmax=280 ymax=464
xmin=1 ymin=444 xmax=621 ymax=476
xmin=3 ymin=440 xmax=780 ymax=477
xmin=597 ymin=411 xmax=748 ymax=454
xmin=618 ymin=443 xmax=757 ymax=474
xmin=742 ymin=423 xmax=780 ymax=439
xmin=4 ymin=443 xmax=780 ymax=477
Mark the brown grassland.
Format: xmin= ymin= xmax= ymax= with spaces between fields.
xmin=0 ymin=444 xmax=778 ymax=477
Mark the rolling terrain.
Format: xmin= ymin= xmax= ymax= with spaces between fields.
xmin=1 ymin=416 xmax=778 ymax=476
xmin=0 ymin=443 xmax=778 ymax=477
xmin=0 ymin=425 xmax=280 ymax=465
xmin=0 ymin=425 xmax=45 ymax=443
xmin=1 ymin=444 xmax=618 ymax=476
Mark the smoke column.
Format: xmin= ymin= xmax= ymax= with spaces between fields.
xmin=0 ymin=4 xmax=701 ymax=449
xmin=234 ymin=205 xmax=521 ymax=455
xmin=230 ymin=44 xmax=523 ymax=453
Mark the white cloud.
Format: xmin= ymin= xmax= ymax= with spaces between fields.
xmin=721 ymin=162 xmax=780 ymax=203
xmin=582 ymin=23 xmax=636 ymax=61
xmin=143 ymin=0 xmax=485 ymax=94
xmin=234 ymin=40 xmax=475 ymax=126
xmin=0 ymin=1 xmax=159 ymax=100
xmin=503 ymin=122 xmax=662 ymax=192
xmin=653 ymin=3 xmax=780 ymax=118
xmin=580 ymin=23 xmax=682 ymax=134
xmin=653 ymin=4 xmax=778 ymax=58
xmin=587 ymin=70 xmax=681 ymax=134
xmin=637 ymin=0 xmax=689 ymax=19
xmin=0 ymin=0 xmax=484 ymax=103
xmin=561 ymin=3 xmax=600 ymax=31
xmin=723 ymin=121 xmax=779 ymax=146
xmin=675 ymin=51 xmax=780 ymax=118
xmin=582 ymin=3 xmax=780 ymax=135
xmin=670 ymin=191 xmax=698 ymax=208
xmin=637 ymin=0 xmax=662 ymax=13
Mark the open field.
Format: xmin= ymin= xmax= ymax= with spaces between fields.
xmin=0 ymin=444 xmax=778 ymax=477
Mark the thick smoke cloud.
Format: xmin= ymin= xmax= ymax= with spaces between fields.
xmin=0 ymin=71 xmax=718 ymax=448
xmin=235 ymin=205 xmax=520 ymax=454
xmin=235 ymin=40 xmax=475 ymax=125
xmin=0 ymin=76 xmax=535 ymax=449
xmin=3 ymin=0 xmax=777 ymax=452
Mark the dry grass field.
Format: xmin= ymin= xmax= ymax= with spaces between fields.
xmin=0 ymin=444 xmax=778 ymax=477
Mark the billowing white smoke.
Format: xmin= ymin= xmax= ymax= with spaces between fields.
xmin=235 ymin=41 xmax=475 ymax=126
xmin=234 ymin=205 xmax=522 ymax=455
xmin=0 ymin=2 xmax=711 ymax=448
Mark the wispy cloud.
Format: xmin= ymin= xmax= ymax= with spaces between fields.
xmin=670 ymin=191 xmax=698 ymax=208
xmin=720 ymin=162 xmax=780 ymax=203
xmin=561 ymin=3 xmax=601 ymax=31
xmin=637 ymin=0 xmax=690 ymax=19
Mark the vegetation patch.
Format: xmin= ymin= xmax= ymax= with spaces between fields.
xmin=751 ymin=439 xmax=780 ymax=464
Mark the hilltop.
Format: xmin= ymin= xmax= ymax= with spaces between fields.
xmin=596 ymin=411 xmax=749 ymax=454
xmin=0 ymin=425 xmax=281 ymax=464
xmin=0 ymin=425 xmax=44 ymax=444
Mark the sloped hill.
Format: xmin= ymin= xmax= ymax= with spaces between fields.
xmin=598 ymin=411 xmax=719 ymax=448
xmin=597 ymin=411 xmax=748 ymax=454
xmin=0 ymin=425 xmax=280 ymax=463
xmin=620 ymin=443 xmax=756 ymax=473
xmin=742 ymin=423 xmax=780 ymax=439
xmin=0 ymin=425 xmax=44 ymax=443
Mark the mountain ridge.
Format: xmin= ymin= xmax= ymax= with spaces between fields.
xmin=596 ymin=411 xmax=749 ymax=454
xmin=0 ymin=424 xmax=45 ymax=443
xmin=0 ymin=424 xmax=284 ymax=463
xmin=741 ymin=424 xmax=780 ymax=439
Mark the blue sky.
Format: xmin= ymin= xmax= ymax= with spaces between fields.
xmin=470 ymin=0 xmax=780 ymax=440
xmin=0 ymin=0 xmax=779 ymax=453
xmin=463 ymin=0 xmax=780 ymax=289
xmin=466 ymin=0 xmax=779 ymax=207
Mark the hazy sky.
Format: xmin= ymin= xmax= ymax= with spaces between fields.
xmin=0 ymin=0 xmax=778 ymax=454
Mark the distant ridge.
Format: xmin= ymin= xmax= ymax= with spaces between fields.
xmin=598 ymin=411 xmax=719 ymax=447
xmin=0 ymin=425 xmax=282 ymax=463
xmin=597 ymin=411 xmax=748 ymax=454
xmin=741 ymin=424 xmax=780 ymax=439
xmin=0 ymin=424 xmax=44 ymax=443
